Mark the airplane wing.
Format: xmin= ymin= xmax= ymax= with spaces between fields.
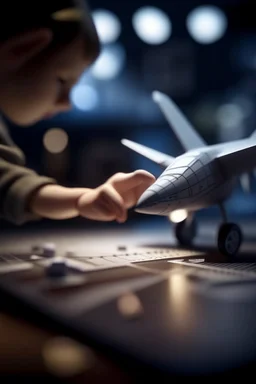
xmin=152 ymin=91 xmax=207 ymax=151
xmin=121 ymin=138 xmax=174 ymax=168
xmin=216 ymin=139 xmax=256 ymax=178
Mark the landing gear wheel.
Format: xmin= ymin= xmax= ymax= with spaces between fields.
xmin=217 ymin=223 xmax=242 ymax=257
xmin=175 ymin=218 xmax=197 ymax=247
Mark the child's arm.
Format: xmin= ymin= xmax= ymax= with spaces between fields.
xmin=0 ymin=118 xmax=155 ymax=225
xmin=28 ymin=185 xmax=88 ymax=220
xmin=0 ymin=117 xmax=58 ymax=225
xmin=29 ymin=170 xmax=156 ymax=223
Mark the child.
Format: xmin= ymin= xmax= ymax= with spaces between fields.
xmin=0 ymin=0 xmax=155 ymax=225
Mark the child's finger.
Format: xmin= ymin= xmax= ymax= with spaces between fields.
xmin=108 ymin=170 xmax=155 ymax=194
xmin=98 ymin=184 xmax=127 ymax=222
xmin=122 ymin=182 xmax=154 ymax=209
xmin=89 ymin=201 xmax=116 ymax=221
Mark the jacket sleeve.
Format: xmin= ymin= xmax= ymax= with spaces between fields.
xmin=0 ymin=120 xmax=57 ymax=225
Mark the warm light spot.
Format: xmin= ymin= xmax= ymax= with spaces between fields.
xmin=51 ymin=8 xmax=82 ymax=22
xmin=43 ymin=128 xmax=69 ymax=154
xmin=169 ymin=209 xmax=188 ymax=223
xmin=42 ymin=337 xmax=94 ymax=377
xmin=167 ymin=271 xmax=195 ymax=329
xmin=30 ymin=255 xmax=41 ymax=261
xmin=117 ymin=292 xmax=143 ymax=319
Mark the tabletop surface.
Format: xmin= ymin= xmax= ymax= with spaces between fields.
xmin=1 ymin=218 xmax=256 ymax=380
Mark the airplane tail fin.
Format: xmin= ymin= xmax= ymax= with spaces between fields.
xmin=121 ymin=139 xmax=174 ymax=168
xmin=152 ymin=91 xmax=207 ymax=152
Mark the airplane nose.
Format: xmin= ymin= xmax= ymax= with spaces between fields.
xmin=135 ymin=179 xmax=171 ymax=215
xmin=135 ymin=189 xmax=160 ymax=214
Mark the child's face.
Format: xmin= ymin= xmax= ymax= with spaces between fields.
xmin=0 ymin=35 xmax=91 ymax=125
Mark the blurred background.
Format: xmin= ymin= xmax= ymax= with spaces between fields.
xmin=2 ymin=0 xmax=256 ymax=230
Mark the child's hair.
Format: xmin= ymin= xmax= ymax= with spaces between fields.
xmin=0 ymin=0 xmax=100 ymax=63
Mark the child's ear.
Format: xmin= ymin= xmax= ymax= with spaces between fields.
xmin=3 ymin=28 xmax=52 ymax=69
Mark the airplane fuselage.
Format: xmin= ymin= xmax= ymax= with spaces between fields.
xmin=135 ymin=142 xmax=244 ymax=215
xmin=124 ymin=90 xmax=256 ymax=217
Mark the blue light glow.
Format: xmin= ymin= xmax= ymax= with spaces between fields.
xmin=92 ymin=9 xmax=121 ymax=44
xmin=186 ymin=5 xmax=227 ymax=44
xmin=132 ymin=6 xmax=172 ymax=45
xmin=91 ymin=44 xmax=126 ymax=80
xmin=70 ymin=85 xmax=99 ymax=111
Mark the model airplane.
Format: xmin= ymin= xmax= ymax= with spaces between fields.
xmin=121 ymin=91 xmax=256 ymax=257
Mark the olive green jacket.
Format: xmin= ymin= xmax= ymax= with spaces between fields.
xmin=0 ymin=117 xmax=56 ymax=224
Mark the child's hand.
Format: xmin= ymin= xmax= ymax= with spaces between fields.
xmin=77 ymin=170 xmax=156 ymax=223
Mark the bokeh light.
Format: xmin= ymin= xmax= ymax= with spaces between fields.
xmin=43 ymin=128 xmax=69 ymax=154
xmin=92 ymin=9 xmax=121 ymax=44
xmin=91 ymin=44 xmax=126 ymax=80
xmin=71 ymin=85 xmax=99 ymax=111
xmin=132 ymin=6 xmax=172 ymax=45
xmin=169 ymin=209 xmax=188 ymax=223
xmin=186 ymin=5 xmax=227 ymax=44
